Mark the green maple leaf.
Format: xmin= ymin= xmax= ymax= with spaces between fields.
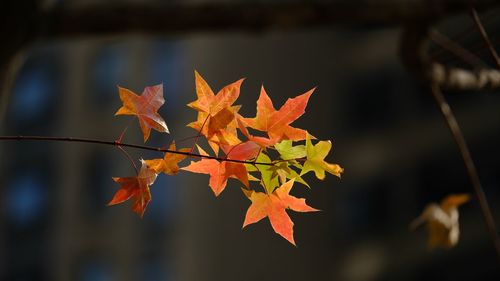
xmin=274 ymin=140 xmax=306 ymax=160
xmin=301 ymin=134 xmax=343 ymax=180
xmin=270 ymin=162 xmax=310 ymax=188
xmin=254 ymin=152 xmax=279 ymax=194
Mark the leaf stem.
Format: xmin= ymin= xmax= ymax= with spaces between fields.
xmin=190 ymin=115 xmax=210 ymax=153
xmin=0 ymin=135 xmax=275 ymax=166
xmin=114 ymin=127 xmax=139 ymax=175
xmin=116 ymin=146 xmax=139 ymax=175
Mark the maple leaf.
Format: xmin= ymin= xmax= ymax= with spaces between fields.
xmin=274 ymin=140 xmax=306 ymax=160
xmin=301 ymin=134 xmax=343 ymax=180
xmin=181 ymin=142 xmax=260 ymax=196
xmin=115 ymin=84 xmax=169 ymax=142
xmin=237 ymin=116 xmax=276 ymax=147
xmin=108 ymin=160 xmax=158 ymax=217
xmin=411 ymin=194 xmax=470 ymax=248
xmin=188 ymin=71 xmax=244 ymax=116
xmin=250 ymin=150 xmax=308 ymax=194
xmin=253 ymin=151 xmax=279 ymax=194
xmin=144 ymin=142 xmax=190 ymax=175
xmin=187 ymin=71 xmax=244 ymax=153
xmin=242 ymin=179 xmax=319 ymax=245
xmin=241 ymin=86 xmax=314 ymax=146
xmin=269 ymin=162 xmax=310 ymax=188
xmin=188 ymin=105 xmax=241 ymax=155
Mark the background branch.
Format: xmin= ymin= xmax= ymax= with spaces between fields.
xmin=401 ymin=19 xmax=500 ymax=260
xmin=471 ymin=8 xmax=500 ymax=68
xmin=429 ymin=84 xmax=500 ymax=260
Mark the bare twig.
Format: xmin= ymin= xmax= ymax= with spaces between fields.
xmin=470 ymin=8 xmax=500 ymax=68
xmin=0 ymin=135 xmax=274 ymax=166
xmin=430 ymin=10 xmax=499 ymax=61
xmin=430 ymin=83 xmax=500 ymax=260
xmin=430 ymin=29 xmax=487 ymax=69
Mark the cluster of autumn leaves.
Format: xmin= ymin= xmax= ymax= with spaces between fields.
xmin=109 ymin=71 xmax=343 ymax=245
xmin=108 ymin=71 xmax=470 ymax=248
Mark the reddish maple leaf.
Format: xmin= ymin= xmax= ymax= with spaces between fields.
xmin=115 ymin=84 xmax=169 ymax=142
xmin=181 ymin=142 xmax=260 ymax=196
xmin=108 ymin=160 xmax=157 ymax=217
xmin=241 ymin=86 xmax=314 ymax=146
xmin=242 ymin=179 xmax=318 ymax=245
xmin=145 ymin=142 xmax=190 ymax=175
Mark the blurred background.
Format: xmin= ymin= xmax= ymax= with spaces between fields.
xmin=0 ymin=0 xmax=500 ymax=280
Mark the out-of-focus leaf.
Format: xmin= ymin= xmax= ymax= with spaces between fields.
xmin=411 ymin=194 xmax=470 ymax=248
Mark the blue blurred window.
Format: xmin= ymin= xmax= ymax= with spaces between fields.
xmin=5 ymin=173 xmax=47 ymax=227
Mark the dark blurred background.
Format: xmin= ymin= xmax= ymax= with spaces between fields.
xmin=0 ymin=1 xmax=500 ymax=281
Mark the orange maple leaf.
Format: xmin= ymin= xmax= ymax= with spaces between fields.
xmin=181 ymin=142 xmax=260 ymax=196
xmin=187 ymin=71 xmax=244 ymax=154
xmin=108 ymin=160 xmax=157 ymax=217
xmin=241 ymin=86 xmax=314 ymax=146
xmin=115 ymin=84 xmax=169 ymax=142
xmin=236 ymin=116 xmax=276 ymax=147
xmin=242 ymin=179 xmax=319 ymax=245
xmin=188 ymin=71 xmax=244 ymax=116
xmin=144 ymin=142 xmax=190 ymax=175
xmin=188 ymin=105 xmax=241 ymax=155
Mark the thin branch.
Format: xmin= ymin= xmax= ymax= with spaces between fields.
xmin=470 ymin=8 xmax=500 ymax=68
xmin=430 ymin=10 xmax=499 ymax=62
xmin=430 ymin=83 xmax=500 ymax=260
xmin=430 ymin=29 xmax=487 ymax=69
xmin=0 ymin=135 xmax=274 ymax=166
